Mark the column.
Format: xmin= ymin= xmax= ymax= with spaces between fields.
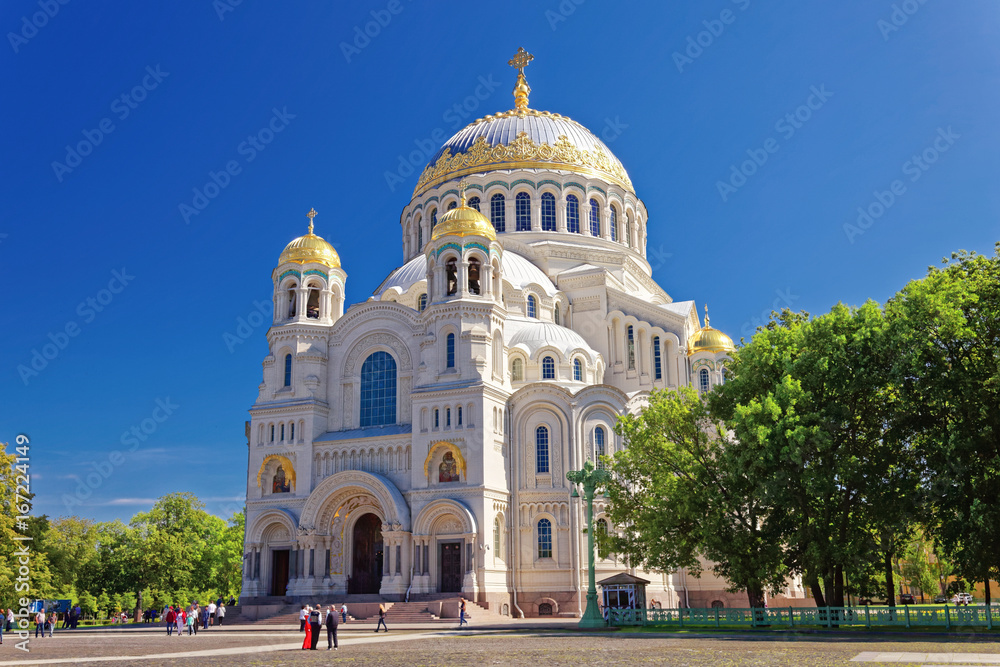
xmin=459 ymin=259 xmax=469 ymax=296
xmin=320 ymin=288 xmax=333 ymax=321
xmin=602 ymin=206 xmax=612 ymax=241
xmin=295 ymin=287 xmax=308 ymax=322
xmin=531 ymin=198 xmax=541 ymax=232
xmin=504 ymin=197 xmax=515 ymax=233
xmin=556 ymin=199 xmax=568 ymax=233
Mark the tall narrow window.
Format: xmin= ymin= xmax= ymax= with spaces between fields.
xmin=290 ymin=422 xmax=295 ymax=442
xmin=270 ymin=424 xmax=275 ymax=442
xmin=280 ymin=423 xmax=285 ymax=441
xmin=283 ymin=354 xmax=292 ymax=387
xmin=494 ymin=516 xmax=502 ymax=555
xmin=457 ymin=406 xmax=463 ymax=426
xmin=609 ymin=206 xmax=618 ymax=242
xmin=445 ymin=258 xmax=458 ymax=296
xmin=515 ymin=192 xmax=531 ymax=231
xmin=511 ymin=358 xmax=523 ymax=381
xmin=535 ymin=425 xmax=550 ymax=473
xmin=566 ymin=195 xmax=580 ymax=233
xmin=596 ymin=518 xmax=609 ymax=558
xmin=418 ymin=224 xmax=423 ymax=251
xmin=447 ymin=201 xmax=457 ymax=210
xmin=541 ymin=192 xmax=556 ymax=231
xmin=434 ymin=409 xmax=439 ymax=428
xmin=527 ymin=295 xmax=537 ymax=319
xmin=446 ymin=407 xmax=451 ymax=427
xmin=554 ymin=303 xmax=561 ymax=325
xmin=699 ymin=368 xmax=711 ymax=393
xmin=418 ymin=294 xmax=427 ymax=311
xmin=589 ymin=198 xmax=601 ymax=236
xmin=625 ymin=212 xmax=633 ymax=247
xmin=446 ymin=332 xmax=456 ymax=368
xmin=306 ymin=288 xmax=320 ymax=319
xmin=627 ymin=326 xmax=635 ymax=370
xmin=468 ymin=196 xmax=480 ymax=212
xmin=490 ymin=194 xmax=505 ymax=232
xmin=287 ymin=288 xmax=296 ymax=318
xmin=653 ymin=336 xmax=662 ymax=380
xmin=537 ymin=518 xmax=552 ymax=558
xmin=430 ymin=208 xmax=437 ymax=230
xmin=542 ymin=356 xmax=555 ymax=380
xmin=468 ymin=257 xmax=481 ymax=295
xmin=595 ymin=426 xmax=606 ymax=466
xmin=573 ymin=358 xmax=583 ymax=381
xmin=360 ymin=351 xmax=397 ymax=427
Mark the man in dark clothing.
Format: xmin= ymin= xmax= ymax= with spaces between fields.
xmin=308 ymin=605 xmax=322 ymax=650
xmin=325 ymin=605 xmax=339 ymax=651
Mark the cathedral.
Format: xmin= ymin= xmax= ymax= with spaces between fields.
xmin=241 ymin=49 xmax=804 ymax=616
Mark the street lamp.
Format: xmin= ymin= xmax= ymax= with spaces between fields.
xmin=567 ymin=460 xmax=611 ymax=629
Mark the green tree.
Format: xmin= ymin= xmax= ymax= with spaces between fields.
xmin=605 ymin=387 xmax=788 ymax=607
xmin=44 ymin=516 xmax=100 ymax=597
xmin=886 ymin=245 xmax=1000 ymax=604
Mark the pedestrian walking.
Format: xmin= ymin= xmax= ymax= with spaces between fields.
xmin=48 ymin=611 xmax=56 ymax=637
xmin=34 ymin=609 xmax=45 ymax=638
xmin=301 ymin=606 xmax=312 ymax=650
xmin=298 ymin=605 xmax=308 ymax=632
xmin=375 ymin=603 xmax=388 ymax=632
xmin=176 ymin=607 xmax=185 ymax=637
xmin=8 ymin=607 xmax=16 ymax=632
xmin=340 ymin=603 xmax=348 ymax=624
xmin=458 ymin=598 xmax=469 ymax=628
xmin=325 ymin=605 xmax=339 ymax=651
xmin=0 ymin=608 xmax=5 ymax=645
xmin=165 ymin=607 xmax=175 ymax=636
xmin=217 ymin=603 xmax=226 ymax=626
xmin=201 ymin=605 xmax=210 ymax=630
xmin=308 ymin=605 xmax=322 ymax=650
xmin=207 ymin=600 xmax=217 ymax=627
xmin=186 ymin=607 xmax=196 ymax=635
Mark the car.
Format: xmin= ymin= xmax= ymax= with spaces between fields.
xmin=858 ymin=598 xmax=873 ymax=606
xmin=933 ymin=595 xmax=948 ymax=604
xmin=952 ymin=593 xmax=973 ymax=605
xmin=899 ymin=594 xmax=916 ymax=605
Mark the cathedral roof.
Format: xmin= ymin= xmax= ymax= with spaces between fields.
xmin=278 ymin=209 xmax=340 ymax=269
xmin=374 ymin=250 xmax=557 ymax=298
xmin=431 ymin=193 xmax=496 ymax=242
xmin=507 ymin=317 xmax=599 ymax=362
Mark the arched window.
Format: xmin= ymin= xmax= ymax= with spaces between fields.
xmin=306 ymin=287 xmax=320 ymax=319
xmin=446 ymin=407 xmax=451 ymax=427
xmin=446 ymin=332 xmax=456 ymax=368
xmin=283 ymin=354 xmax=292 ymax=387
xmin=493 ymin=515 xmax=502 ymax=555
xmin=566 ymin=195 xmax=580 ymax=233
xmin=573 ymin=358 xmax=583 ymax=381
xmin=447 ymin=200 xmax=457 ymax=210
xmin=468 ymin=196 xmax=480 ymax=212
xmin=537 ymin=518 xmax=552 ymax=558
xmin=542 ymin=356 xmax=555 ymax=380
xmin=554 ymin=303 xmax=561 ymax=325
xmin=360 ymin=351 xmax=397 ymax=427
xmin=270 ymin=424 xmax=275 ymax=442
xmin=468 ymin=257 xmax=481 ymax=295
xmin=418 ymin=224 xmax=423 ymax=251
xmin=457 ymin=406 xmax=463 ymax=426
xmin=434 ymin=409 xmax=439 ymax=429
xmin=287 ymin=287 xmax=297 ymax=318
xmin=653 ymin=336 xmax=662 ymax=380
xmin=445 ymin=257 xmax=458 ymax=296
xmin=699 ymin=368 xmax=711 ymax=393
xmin=515 ymin=192 xmax=531 ymax=231
xmin=511 ymin=358 xmax=523 ymax=381
xmin=541 ymin=192 xmax=556 ymax=231
xmin=527 ymin=295 xmax=537 ymax=319
xmin=418 ymin=294 xmax=427 ymax=311
xmin=490 ymin=193 xmax=505 ymax=232
xmin=290 ymin=422 xmax=295 ymax=442
xmin=596 ymin=518 xmax=609 ymax=558
xmin=595 ymin=426 xmax=606 ymax=465
xmin=609 ymin=206 xmax=618 ymax=242
xmin=280 ymin=423 xmax=285 ymax=441
xmin=626 ymin=326 xmax=635 ymax=370
xmin=535 ymin=426 xmax=550 ymax=473
xmin=430 ymin=207 xmax=437 ymax=230
xmin=589 ymin=198 xmax=601 ymax=236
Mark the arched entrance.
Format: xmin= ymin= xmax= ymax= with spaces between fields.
xmin=350 ymin=513 xmax=383 ymax=594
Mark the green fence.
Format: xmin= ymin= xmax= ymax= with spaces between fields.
xmin=607 ymin=605 xmax=999 ymax=630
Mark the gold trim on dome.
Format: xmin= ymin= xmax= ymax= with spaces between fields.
xmin=414 ymin=132 xmax=634 ymax=197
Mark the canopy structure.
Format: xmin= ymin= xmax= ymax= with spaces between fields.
xmin=598 ymin=572 xmax=650 ymax=613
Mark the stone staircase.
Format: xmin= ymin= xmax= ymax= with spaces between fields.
xmin=247 ymin=604 xmax=362 ymax=626
xmin=241 ymin=595 xmax=494 ymax=625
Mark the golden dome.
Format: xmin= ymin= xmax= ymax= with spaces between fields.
xmin=431 ymin=193 xmax=497 ymax=242
xmin=278 ymin=210 xmax=340 ymax=268
xmin=687 ymin=311 xmax=735 ymax=356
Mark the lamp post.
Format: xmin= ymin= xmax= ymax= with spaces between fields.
xmin=567 ymin=460 xmax=611 ymax=628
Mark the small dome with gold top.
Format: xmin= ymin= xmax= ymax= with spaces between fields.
xmin=278 ymin=208 xmax=340 ymax=269
xmin=430 ymin=185 xmax=497 ymax=242
xmin=687 ymin=307 xmax=736 ymax=356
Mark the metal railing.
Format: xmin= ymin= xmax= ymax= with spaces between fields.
xmin=607 ymin=605 xmax=999 ymax=630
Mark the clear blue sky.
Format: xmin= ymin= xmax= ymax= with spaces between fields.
xmin=2 ymin=1 xmax=997 ymax=523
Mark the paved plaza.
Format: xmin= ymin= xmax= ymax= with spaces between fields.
xmin=1 ymin=626 xmax=998 ymax=666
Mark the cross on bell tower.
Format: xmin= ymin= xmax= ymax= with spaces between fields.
xmin=508 ymin=47 xmax=534 ymax=110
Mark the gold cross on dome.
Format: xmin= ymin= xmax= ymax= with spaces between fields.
xmin=306 ymin=207 xmax=317 ymax=234
xmin=508 ymin=47 xmax=533 ymax=73
xmin=459 ymin=179 xmax=469 ymax=204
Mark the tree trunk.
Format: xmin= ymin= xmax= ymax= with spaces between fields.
xmin=985 ymin=578 xmax=991 ymax=606
xmin=746 ymin=585 xmax=765 ymax=608
xmin=134 ymin=589 xmax=142 ymax=625
xmin=807 ymin=574 xmax=826 ymax=607
xmin=884 ymin=550 xmax=896 ymax=607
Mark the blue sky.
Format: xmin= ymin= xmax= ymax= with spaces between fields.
xmin=2 ymin=1 xmax=997 ymax=523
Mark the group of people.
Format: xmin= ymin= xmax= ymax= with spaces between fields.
xmin=31 ymin=609 xmax=59 ymax=638
xmin=298 ymin=603 xmax=347 ymax=651
xmin=162 ymin=598 xmax=227 ymax=636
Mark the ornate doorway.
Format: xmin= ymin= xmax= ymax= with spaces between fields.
xmin=350 ymin=513 xmax=384 ymax=594
xmin=270 ymin=549 xmax=289 ymax=596
xmin=440 ymin=542 xmax=462 ymax=592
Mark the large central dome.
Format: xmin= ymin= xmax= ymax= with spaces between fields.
xmin=413 ymin=108 xmax=633 ymax=197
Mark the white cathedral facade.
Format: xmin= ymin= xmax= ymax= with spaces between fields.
xmin=241 ymin=51 xmax=804 ymax=616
